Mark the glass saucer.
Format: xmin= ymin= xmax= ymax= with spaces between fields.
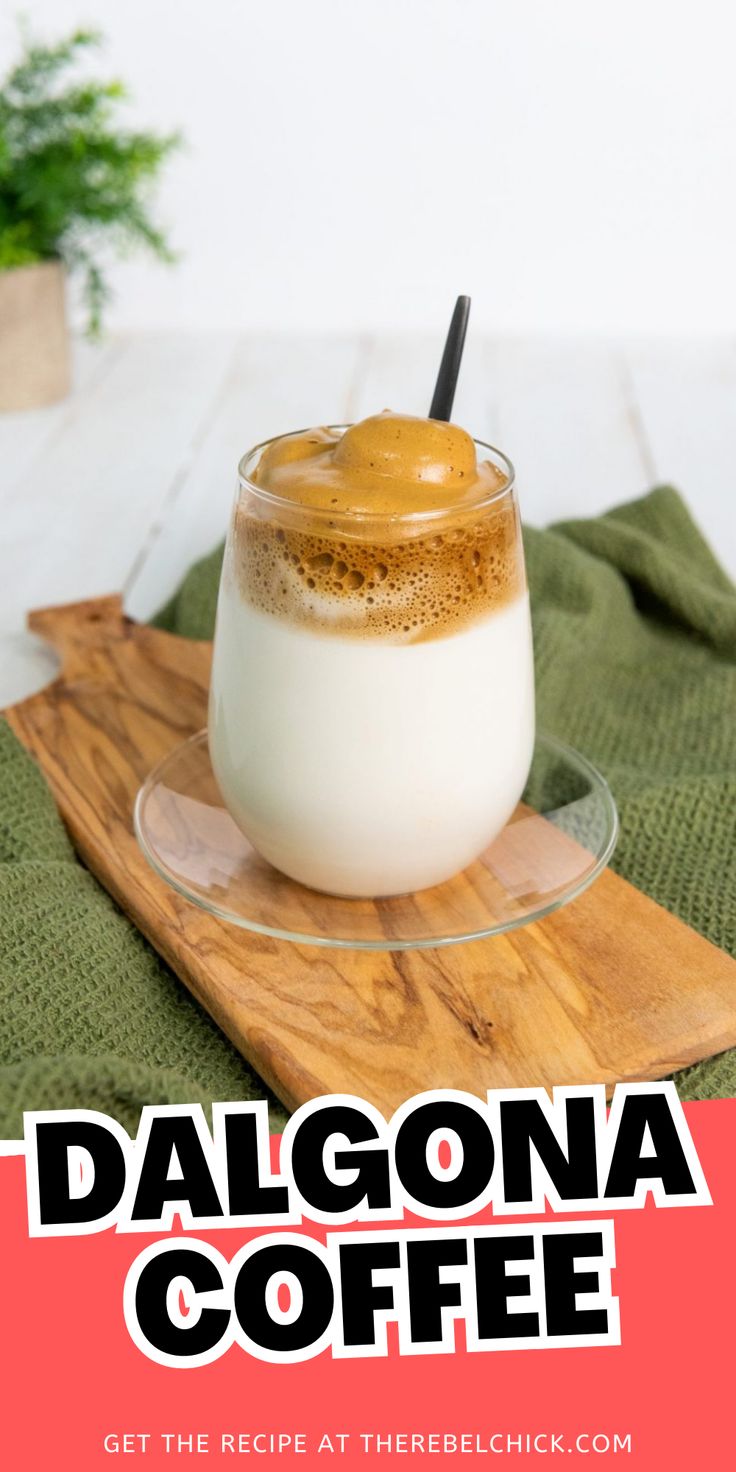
xmin=134 ymin=732 xmax=617 ymax=951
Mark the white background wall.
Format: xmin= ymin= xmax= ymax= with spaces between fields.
xmin=3 ymin=0 xmax=736 ymax=334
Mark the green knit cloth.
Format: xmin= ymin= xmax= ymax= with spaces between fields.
xmin=1 ymin=487 xmax=734 ymax=1138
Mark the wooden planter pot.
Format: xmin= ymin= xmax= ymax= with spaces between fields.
xmin=0 ymin=260 xmax=71 ymax=412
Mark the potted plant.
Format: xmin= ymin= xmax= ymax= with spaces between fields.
xmin=0 ymin=28 xmax=179 ymax=411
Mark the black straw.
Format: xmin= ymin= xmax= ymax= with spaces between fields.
xmin=428 ymin=295 xmax=471 ymax=421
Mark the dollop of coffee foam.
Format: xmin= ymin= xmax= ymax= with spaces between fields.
xmin=229 ymin=413 xmax=524 ymax=643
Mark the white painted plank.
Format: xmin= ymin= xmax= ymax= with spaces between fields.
xmin=0 ymin=335 xmax=121 ymax=495
xmin=0 ymin=632 xmax=61 ymax=709
xmin=488 ymin=338 xmax=652 ymax=530
xmin=125 ymin=334 xmax=364 ymax=620
xmin=0 ymin=333 xmax=237 ymax=704
xmin=0 ymin=332 xmax=236 ymax=623
xmin=624 ymin=337 xmax=736 ymax=579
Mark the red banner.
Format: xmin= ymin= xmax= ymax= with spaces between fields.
xmin=0 ymin=1098 xmax=732 ymax=1469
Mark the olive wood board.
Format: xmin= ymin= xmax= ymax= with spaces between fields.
xmin=5 ymin=594 xmax=736 ymax=1116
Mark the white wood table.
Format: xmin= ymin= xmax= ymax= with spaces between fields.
xmin=1 ymin=333 xmax=734 ymax=708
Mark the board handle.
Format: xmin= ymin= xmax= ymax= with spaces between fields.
xmin=27 ymin=595 xmax=131 ymax=679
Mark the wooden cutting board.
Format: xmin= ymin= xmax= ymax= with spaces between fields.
xmin=6 ymin=594 xmax=736 ymax=1115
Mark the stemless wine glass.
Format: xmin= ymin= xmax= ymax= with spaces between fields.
xmin=208 ymin=428 xmax=535 ymax=898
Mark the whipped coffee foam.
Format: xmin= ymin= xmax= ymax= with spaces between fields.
xmin=232 ymin=414 xmax=522 ymax=643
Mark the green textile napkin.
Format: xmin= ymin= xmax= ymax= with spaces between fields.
xmin=1 ymin=487 xmax=734 ymax=1138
